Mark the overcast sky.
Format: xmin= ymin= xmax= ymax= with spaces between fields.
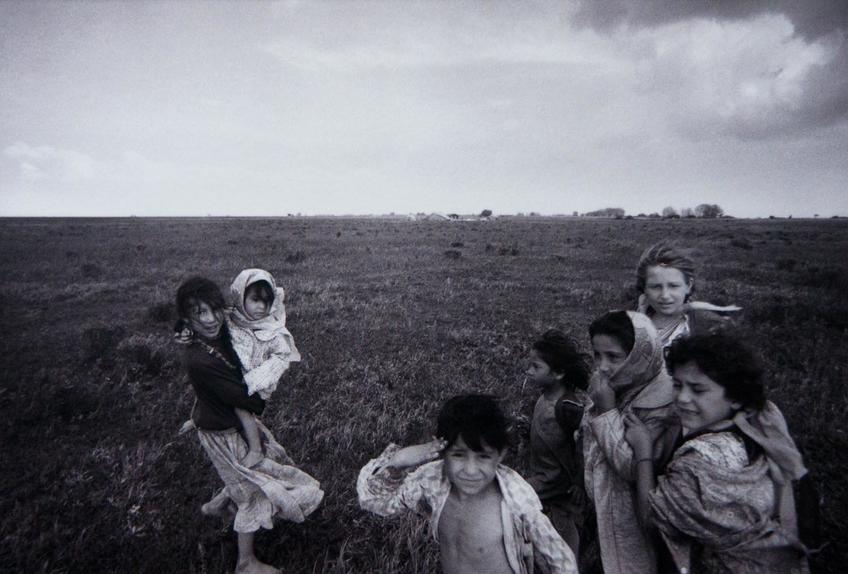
xmin=2 ymin=0 xmax=847 ymax=217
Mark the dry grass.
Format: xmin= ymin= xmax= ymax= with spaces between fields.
xmin=1 ymin=216 xmax=846 ymax=573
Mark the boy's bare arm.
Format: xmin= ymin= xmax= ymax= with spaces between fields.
xmin=357 ymin=442 xmax=443 ymax=518
xmin=387 ymin=438 xmax=446 ymax=470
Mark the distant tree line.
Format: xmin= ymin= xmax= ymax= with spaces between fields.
xmin=661 ymin=204 xmax=725 ymax=219
xmin=581 ymin=204 xmax=725 ymax=219
xmin=583 ymin=207 xmax=626 ymax=217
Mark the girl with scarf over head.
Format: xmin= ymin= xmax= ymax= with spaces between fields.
xmin=582 ymin=310 xmax=675 ymax=574
xmin=635 ymin=242 xmax=740 ymax=348
xmin=624 ymin=332 xmax=809 ymax=574
xmin=176 ymin=276 xmax=322 ymax=574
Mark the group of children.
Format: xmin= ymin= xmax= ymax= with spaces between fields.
xmin=174 ymin=242 xmax=810 ymax=574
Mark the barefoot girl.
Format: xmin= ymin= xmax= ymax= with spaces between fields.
xmin=635 ymin=242 xmax=740 ymax=348
xmin=179 ymin=269 xmax=302 ymax=468
xmin=523 ymin=329 xmax=590 ymax=554
xmin=582 ymin=311 xmax=675 ymax=574
xmin=176 ymin=277 xmax=322 ymax=574
xmin=624 ymin=333 xmax=809 ymax=573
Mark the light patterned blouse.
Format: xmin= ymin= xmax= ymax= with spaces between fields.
xmin=357 ymin=444 xmax=577 ymax=574
xmin=650 ymin=431 xmax=809 ymax=574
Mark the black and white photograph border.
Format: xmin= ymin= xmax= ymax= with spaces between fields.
xmin=1 ymin=1 xmax=846 ymax=573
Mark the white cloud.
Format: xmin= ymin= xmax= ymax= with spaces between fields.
xmin=599 ymin=14 xmax=842 ymax=140
xmin=19 ymin=162 xmax=46 ymax=181
xmin=262 ymin=3 xmax=602 ymax=72
xmin=3 ymin=141 xmax=101 ymax=181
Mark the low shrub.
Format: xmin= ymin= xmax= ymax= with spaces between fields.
xmin=146 ymin=302 xmax=174 ymax=324
xmin=81 ymin=262 xmax=104 ymax=279
xmin=82 ymin=326 xmax=127 ymax=366
xmin=730 ymin=237 xmax=753 ymax=250
xmin=286 ymin=251 xmax=307 ymax=264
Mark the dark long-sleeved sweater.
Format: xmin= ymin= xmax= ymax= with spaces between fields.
xmin=183 ymin=336 xmax=265 ymax=431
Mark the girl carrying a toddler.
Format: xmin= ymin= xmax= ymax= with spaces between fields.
xmin=176 ymin=272 xmax=322 ymax=574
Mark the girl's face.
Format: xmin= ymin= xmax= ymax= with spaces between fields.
xmin=591 ymin=334 xmax=629 ymax=378
xmin=244 ymin=285 xmax=272 ymax=320
xmin=672 ymin=361 xmax=740 ymax=435
xmin=643 ymin=265 xmax=692 ymax=318
xmin=525 ymin=350 xmax=561 ymax=389
xmin=187 ymin=299 xmax=224 ymax=339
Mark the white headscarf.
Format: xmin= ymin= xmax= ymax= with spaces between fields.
xmin=228 ymin=268 xmax=301 ymax=360
xmin=608 ymin=311 xmax=668 ymax=404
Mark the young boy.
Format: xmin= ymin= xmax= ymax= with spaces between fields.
xmin=357 ymin=394 xmax=577 ymax=574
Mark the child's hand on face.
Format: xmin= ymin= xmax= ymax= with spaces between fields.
xmin=590 ymin=374 xmax=616 ymax=413
xmin=388 ymin=438 xmax=447 ymax=470
xmin=241 ymin=449 xmax=263 ymax=469
xmin=624 ymin=412 xmax=652 ymax=459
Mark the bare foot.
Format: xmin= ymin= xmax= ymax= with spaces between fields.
xmin=200 ymin=490 xmax=230 ymax=517
xmin=235 ymin=557 xmax=279 ymax=574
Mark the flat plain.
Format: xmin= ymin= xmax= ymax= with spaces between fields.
xmin=1 ymin=216 xmax=846 ymax=573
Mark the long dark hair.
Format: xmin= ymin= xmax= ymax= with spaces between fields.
xmin=175 ymin=276 xmax=243 ymax=371
xmin=532 ymin=329 xmax=591 ymax=390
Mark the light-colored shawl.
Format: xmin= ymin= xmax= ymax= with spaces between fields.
xmin=606 ymin=311 xmax=666 ymax=405
xmin=582 ymin=312 xmax=673 ymax=574
xmin=229 ymin=268 xmax=300 ymax=361
xmin=650 ymin=424 xmax=809 ymax=573
xmin=732 ymin=401 xmax=808 ymax=484
xmin=637 ymin=293 xmax=742 ymax=315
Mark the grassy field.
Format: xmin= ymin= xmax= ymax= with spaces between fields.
xmin=1 ymin=216 xmax=846 ymax=573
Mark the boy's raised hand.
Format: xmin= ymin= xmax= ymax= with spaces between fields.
xmin=623 ymin=412 xmax=652 ymax=459
xmin=388 ymin=438 xmax=447 ymax=470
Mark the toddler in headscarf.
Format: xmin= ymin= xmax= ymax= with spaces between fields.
xmin=224 ymin=268 xmax=301 ymax=467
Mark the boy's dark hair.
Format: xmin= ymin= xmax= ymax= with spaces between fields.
xmin=666 ymin=333 xmax=766 ymax=411
xmin=176 ymin=276 xmax=226 ymax=320
xmin=245 ymin=280 xmax=275 ymax=304
xmin=437 ymin=394 xmax=509 ymax=452
xmin=589 ymin=311 xmax=635 ymax=355
xmin=533 ymin=329 xmax=591 ymax=390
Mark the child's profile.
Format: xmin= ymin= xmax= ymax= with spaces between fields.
xmin=523 ymin=329 xmax=589 ymax=554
